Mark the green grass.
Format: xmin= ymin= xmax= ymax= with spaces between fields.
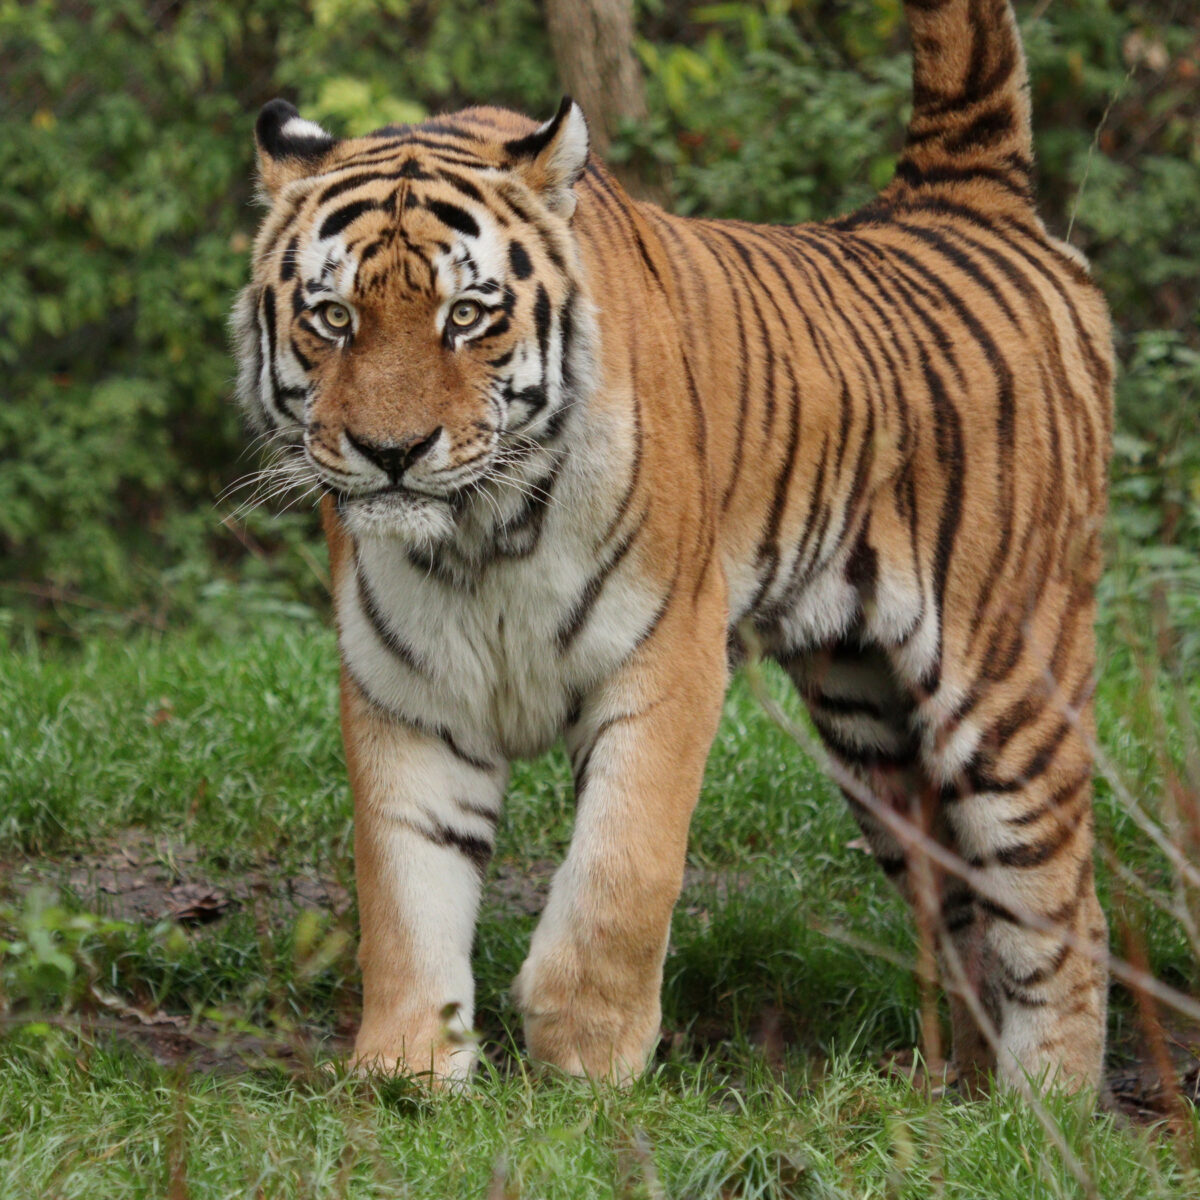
xmin=2 ymin=1047 xmax=1197 ymax=1199
xmin=2 ymin=616 xmax=1199 ymax=1196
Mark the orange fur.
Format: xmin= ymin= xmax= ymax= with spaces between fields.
xmin=236 ymin=1 xmax=1112 ymax=1094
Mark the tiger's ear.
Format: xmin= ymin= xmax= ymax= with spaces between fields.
xmin=255 ymin=99 xmax=337 ymax=200
xmin=505 ymin=97 xmax=590 ymax=218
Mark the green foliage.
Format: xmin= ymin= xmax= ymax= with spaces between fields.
xmin=2 ymin=0 xmax=1198 ymax=623
xmin=1103 ymin=331 xmax=1200 ymax=669
xmin=623 ymin=2 xmax=911 ymax=222
xmin=0 ymin=0 xmax=555 ymax=622
xmin=0 ymin=889 xmax=140 ymax=1013
xmin=3 ymin=1046 xmax=1194 ymax=1199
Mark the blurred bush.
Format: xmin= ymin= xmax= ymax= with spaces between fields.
xmin=1 ymin=0 xmax=1197 ymax=635
xmin=0 ymin=0 xmax=556 ymax=629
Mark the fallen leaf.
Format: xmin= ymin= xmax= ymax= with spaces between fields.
xmin=165 ymin=883 xmax=235 ymax=925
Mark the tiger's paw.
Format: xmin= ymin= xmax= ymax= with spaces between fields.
xmin=512 ymin=954 xmax=661 ymax=1084
xmin=350 ymin=1003 xmax=478 ymax=1089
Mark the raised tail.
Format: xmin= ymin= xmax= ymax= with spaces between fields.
xmin=892 ymin=0 xmax=1035 ymax=206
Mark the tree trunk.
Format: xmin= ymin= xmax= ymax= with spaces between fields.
xmin=543 ymin=0 xmax=665 ymax=201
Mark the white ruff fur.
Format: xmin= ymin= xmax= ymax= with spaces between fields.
xmin=342 ymin=420 xmax=660 ymax=762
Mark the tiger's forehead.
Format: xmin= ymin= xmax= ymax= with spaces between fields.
xmin=258 ymin=121 xmax=550 ymax=302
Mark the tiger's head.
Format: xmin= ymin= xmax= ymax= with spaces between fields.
xmin=231 ymin=98 xmax=596 ymax=546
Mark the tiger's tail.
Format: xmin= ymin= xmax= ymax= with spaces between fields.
xmin=893 ymin=0 xmax=1035 ymax=207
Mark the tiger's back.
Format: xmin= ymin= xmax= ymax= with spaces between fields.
xmin=557 ymin=0 xmax=1112 ymax=1090
xmin=234 ymin=0 xmax=1112 ymax=1093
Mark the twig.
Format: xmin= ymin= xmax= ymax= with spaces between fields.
xmin=1066 ymin=62 xmax=1136 ymax=244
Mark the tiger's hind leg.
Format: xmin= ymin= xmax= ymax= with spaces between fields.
xmin=916 ymin=565 xmax=1109 ymax=1095
xmin=933 ymin=699 xmax=1109 ymax=1097
xmin=785 ymin=645 xmax=967 ymax=1074
xmin=787 ymin=640 xmax=1107 ymax=1095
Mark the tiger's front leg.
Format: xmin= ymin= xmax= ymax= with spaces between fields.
xmin=341 ymin=673 xmax=508 ymax=1083
xmin=513 ymin=599 xmax=728 ymax=1081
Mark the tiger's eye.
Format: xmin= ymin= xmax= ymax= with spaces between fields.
xmin=320 ymin=302 xmax=352 ymax=332
xmin=450 ymin=300 xmax=482 ymax=329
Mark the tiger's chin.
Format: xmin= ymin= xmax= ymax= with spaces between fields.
xmin=337 ymin=489 xmax=457 ymax=547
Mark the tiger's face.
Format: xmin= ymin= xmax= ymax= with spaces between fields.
xmin=232 ymin=99 xmax=593 ymax=546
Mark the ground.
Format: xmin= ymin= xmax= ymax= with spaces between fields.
xmin=2 ymin=618 xmax=1199 ymax=1197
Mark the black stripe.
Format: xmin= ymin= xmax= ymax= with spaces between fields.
xmin=572 ymin=714 xmax=621 ymax=800
xmin=425 ymin=199 xmax=480 ymax=239
xmin=495 ymin=184 xmax=567 ymax=274
xmin=318 ymin=168 xmax=415 ymax=207
xmin=398 ymin=817 xmax=492 ymax=878
xmin=509 ymin=240 xmax=533 ymax=280
xmin=559 ymin=287 xmax=577 ymax=394
xmin=556 ymin=512 xmax=646 ymax=651
xmin=338 ymin=136 xmax=489 ymax=168
xmin=259 ymin=286 xmax=298 ymax=427
xmin=993 ymin=807 xmax=1083 ymax=868
xmin=396 ymin=119 xmax=481 ymax=141
xmin=358 ymin=240 xmax=385 ymax=267
xmin=479 ymin=313 xmax=511 ymax=341
xmin=533 ymin=284 xmax=552 ymax=365
xmin=493 ymin=461 xmax=562 ymax=560
xmin=815 ymin=718 xmax=920 ymax=771
xmin=1005 ymin=767 xmax=1091 ymax=828
xmin=453 ymin=797 xmax=500 ymax=825
xmin=749 ymin=356 xmax=802 ymax=611
xmin=280 ymin=236 xmax=299 ymax=280
xmin=340 ymin=663 xmax=497 ymax=772
xmin=599 ymin=335 xmax=643 ymax=546
xmin=920 ymin=359 xmax=963 ymax=695
xmin=894 ymin=221 xmax=1020 ymax=328
xmin=355 ymin=559 xmax=427 ymax=676
xmin=436 ymin=168 xmax=486 ymax=203
xmin=943 ymin=103 xmax=1017 ymax=155
xmin=967 ymin=713 xmax=1077 ymax=796
xmin=627 ymin=548 xmax=682 ymax=656
xmin=290 ymin=338 xmax=313 ymax=372
xmin=894 ymin=159 xmax=1031 ymax=202
xmin=431 ymin=823 xmax=492 ymax=877
xmin=319 ymin=199 xmax=379 ymax=241
xmin=999 ymin=978 xmax=1049 ymax=1008
xmin=1002 ymin=942 xmax=1071 ymax=989
xmin=433 ymin=724 xmax=494 ymax=773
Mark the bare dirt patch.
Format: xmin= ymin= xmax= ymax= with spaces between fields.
xmin=0 ymin=829 xmax=352 ymax=925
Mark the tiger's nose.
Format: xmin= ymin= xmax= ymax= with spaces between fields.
xmin=346 ymin=427 xmax=442 ymax=483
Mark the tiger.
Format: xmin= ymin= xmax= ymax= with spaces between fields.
xmin=231 ymin=0 xmax=1113 ymax=1096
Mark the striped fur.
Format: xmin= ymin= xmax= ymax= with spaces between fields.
xmin=232 ymin=0 xmax=1112 ymax=1093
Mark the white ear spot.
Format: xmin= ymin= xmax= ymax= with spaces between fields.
xmin=542 ymin=103 xmax=588 ymax=217
xmin=281 ymin=116 xmax=332 ymax=142
xmin=540 ymin=102 xmax=589 ymax=188
xmin=507 ymin=98 xmax=591 ymax=218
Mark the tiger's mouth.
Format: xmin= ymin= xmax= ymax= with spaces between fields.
xmin=325 ymin=444 xmax=537 ymax=546
xmin=330 ymin=469 xmax=478 ymax=511
xmin=334 ymin=484 xmax=458 ymax=545
xmin=342 ymin=480 xmax=449 ymax=503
